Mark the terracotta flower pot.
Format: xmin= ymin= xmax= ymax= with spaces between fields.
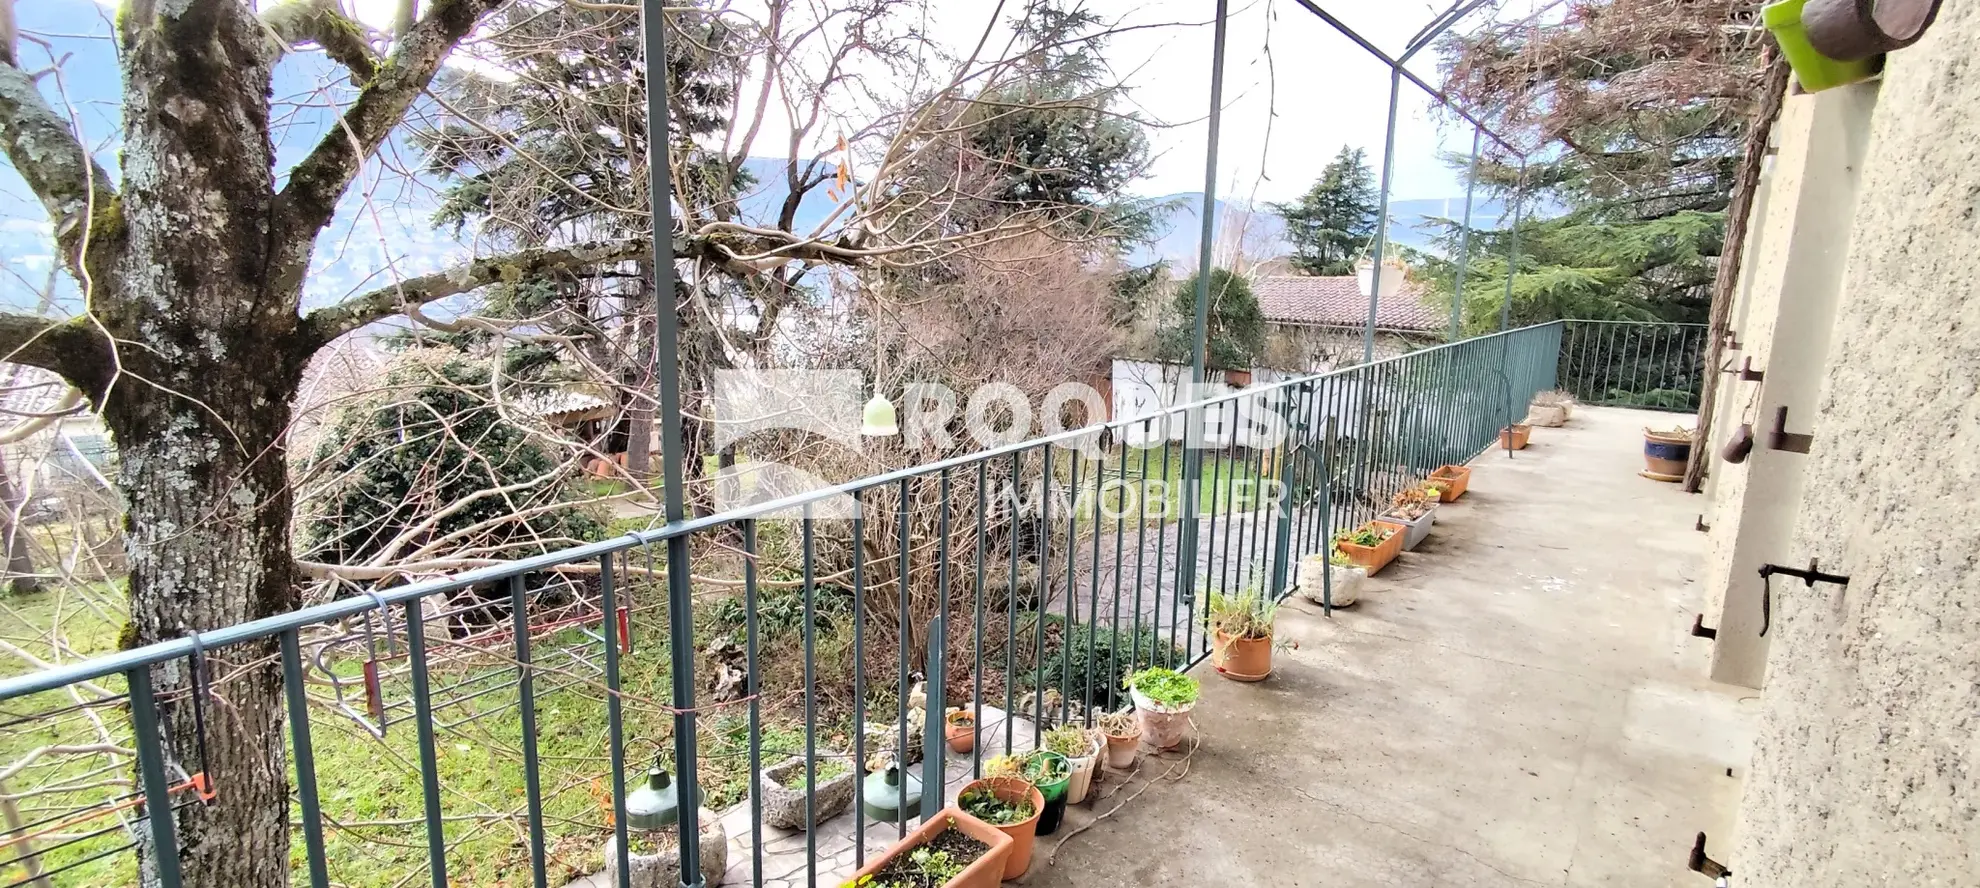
xmin=1429 ymin=465 xmax=1470 ymax=501
xmin=1212 ymin=630 xmax=1272 ymax=681
xmin=1102 ymin=728 xmax=1141 ymax=769
xmin=957 ymin=776 xmax=1044 ymax=880
xmin=845 ymin=804 xmax=1013 ymax=888
xmin=1499 ymin=424 xmax=1532 ymax=450
xmin=1335 ymin=520 xmax=1404 ymax=575
xmin=943 ymin=710 xmax=976 ymax=754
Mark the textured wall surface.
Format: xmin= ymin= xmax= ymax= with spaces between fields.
xmin=1733 ymin=7 xmax=1980 ymax=883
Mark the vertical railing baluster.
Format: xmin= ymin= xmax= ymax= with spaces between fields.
xmin=1131 ymin=439 xmax=1151 ymax=679
xmin=505 ymin=578 xmax=548 ymax=888
xmin=743 ymin=520 xmax=765 ymax=888
xmin=850 ymin=495 xmax=867 ymax=869
xmin=802 ymin=506 xmax=818 ymax=888
xmin=598 ymin=555 xmax=630 ymax=888
xmin=283 ymin=630 xmax=332 ymax=888
xmin=128 ymin=666 xmax=183 ymax=888
xmin=1062 ymin=456 xmax=1080 ymax=727
xmin=894 ymin=476 xmax=911 ymax=840
xmin=1153 ymin=437 xmax=1174 ymax=667
xmin=1035 ymin=446 xmax=1051 ymax=744
xmin=972 ymin=461 xmax=987 ymax=779
xmin=404 ymin=599 xmax=450 ymax=888
xmin=1084 ymin=451 xmax=1106 ymax=725
xmin=1004 ymin=452 xmax=1019 ymax=755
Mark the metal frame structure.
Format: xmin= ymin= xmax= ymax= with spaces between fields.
xmin=0 ymin=5 xmax=1568 ymax=888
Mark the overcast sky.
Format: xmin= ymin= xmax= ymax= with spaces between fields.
xmin=342 ymin=0 xmax=1521 ymax=207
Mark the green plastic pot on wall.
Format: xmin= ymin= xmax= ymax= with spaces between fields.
xmin=1764 ymin=0 xmax=1879 ymax=92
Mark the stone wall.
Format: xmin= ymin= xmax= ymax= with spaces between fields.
xmin=1731 ymin=5 xmax=1980 ymax=882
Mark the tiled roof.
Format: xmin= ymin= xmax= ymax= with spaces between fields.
xmin=1254 ymin=275 xmax=1442 ymax=332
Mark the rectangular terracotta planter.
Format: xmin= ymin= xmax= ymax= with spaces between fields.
xmin=846 ymin=805 xmax=1013 ymax=888
xmin=1429 ymin=465 xmax=1470 ymax=502
xmin=1499 ymin=424 xmax=1532 ymax=450
xmin=1334 ymin=520 xmax=1404 ymax=575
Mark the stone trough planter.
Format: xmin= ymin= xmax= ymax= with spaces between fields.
xmin=760 ymin=752 xmax=856 ymax=830
xmin=603 ymin=807 xmax=728 ymax=888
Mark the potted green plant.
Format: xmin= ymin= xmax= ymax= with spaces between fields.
xmin=1383 ymin=486 xmax=1436 ymax=551
xmin=1042 ymin=724 xmax=1102 ymax=805
xmin=1126 ymin=667 xmax=1199 ymax=751
xmin=760 ymin=752 xmax=855 ymax=830
xmin=954 ymin=775 xmax=1044 ymax=879
xmin=988 ymin=751 xmax=1071 ymax=836
xmin=1096 ymin=709 xmax=1141 ymax=769
xmin=839 ymin=809 xmax=1013 ymax=888
xmin=1332 ymin=521 xmax=1403 ymax=575
xmin=1204 ymin=589 xmax=1277 ymax=682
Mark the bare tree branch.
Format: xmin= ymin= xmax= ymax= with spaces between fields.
xmin=302 ymin=239 xmax=649 ymax=342
xmin=260 ymin=0 xmax=381 ymax=79
xmin=273 ymin=0 xmax=504 ymax=287
xmin=0 ymin=313 xmax=112 ymax=398
xmin=0 ymin=18 xmax=118 ymax=273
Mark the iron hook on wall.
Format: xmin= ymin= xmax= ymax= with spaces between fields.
xmin=1757 ymin=559 xmax=1851 ymax=636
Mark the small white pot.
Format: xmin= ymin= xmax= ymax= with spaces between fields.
xmin=1298 ymin=554 xmax=1365 ymax=606
xmin=1129 ymin=687 xmax=1196 ymax=750
xmin=1064 ymin=734 xmax=1102 ymax=804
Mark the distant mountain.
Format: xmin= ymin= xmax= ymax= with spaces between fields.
xmin=1130 ymin=194 xmax=1517 ymax=268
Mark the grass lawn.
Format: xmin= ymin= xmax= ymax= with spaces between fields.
xmin=0 ymin=582 xmax=844 ymax=887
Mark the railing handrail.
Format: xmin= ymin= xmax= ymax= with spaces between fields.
xmin=1559 ymin=318 xmax=1706 ymax=327
xmin=0 ymin=321 xmax=1567 ymax=700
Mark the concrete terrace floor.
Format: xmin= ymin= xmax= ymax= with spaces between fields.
xmin=1024 ymin=406 xmax=1757 ymax=888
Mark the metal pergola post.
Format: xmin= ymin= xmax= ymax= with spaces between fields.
xmin=1500 ymin=161 xmax=1526 ymax=333
xmin=1450 ymin=126 xmax=1482 ymax=341
xmin=1178 ymin=0 xmax=1230 ymax=609
xmin=639 ymin=1 xmax=704 ymax=886
xmin=1361 ymin=65 xmax=1402 ymax=366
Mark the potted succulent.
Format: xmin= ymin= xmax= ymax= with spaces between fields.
xmin=1383 ymin=486 xmax=1436 ymax=551
xmin=1096 ymin=709 xmax=1141 ymax=769
xmin=1127 ymin=667 xmax=1199 ymax=751
xmin=1428 ymin=465 xmax=1470 ymax=501
xmin=1205 ymin=589 xmax=1277 ymax=682
xmin=1298 ymin=550 xmax=1364 ymax=607
xmin=840 ymin=808 xmax=1013 ymax=888
xmin=1527 ymin=390 xmax=1574 ymax=427
xmin=1499 ymin=424 xmax=1532 ymax=450
xmin=943 ymin=709 xmax=976 ymax=754
xmin=1331 ymin=521 xmax=1403 ymax=576
xmin=1042 ymin=724 xmax=1102 ymax=805
xmin=954 ymin=775 xmax=1045 ymax=879
xmin=760 ymin=753 xmax=856 ymax=830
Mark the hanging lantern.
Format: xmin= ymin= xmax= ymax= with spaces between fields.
xmin=861 ymin=395 xmax=899 ymax=437
xmin=625 ymin=766 xmax=681 ymax=831
xmin=859 ymin=764 xmax=921 ymax=824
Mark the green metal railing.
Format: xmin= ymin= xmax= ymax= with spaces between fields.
xmin=1557 ymin=320 xmax=1708 ymax=412
xmin=0 ymin=323 xmax=1572 ymax=888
